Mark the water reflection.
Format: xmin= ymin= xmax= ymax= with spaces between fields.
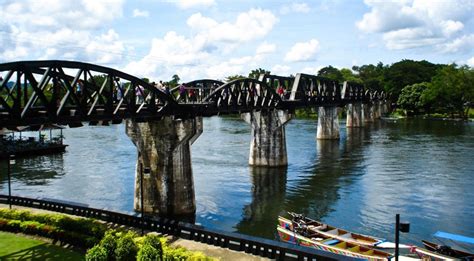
xmin=0 ymin=155 xmax=65 ymax=187
xmin=235 ymin=167 xmax=287 ymax=238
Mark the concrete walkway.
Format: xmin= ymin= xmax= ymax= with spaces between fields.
xmin=0 ymin=205 xmax=269 ymax=260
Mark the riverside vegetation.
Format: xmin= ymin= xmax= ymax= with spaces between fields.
xmin=0 ymin=208 xmax=214 ymax=260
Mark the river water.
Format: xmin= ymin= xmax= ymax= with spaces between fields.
xmin=1 ymin=117 xmax=473 ymax=249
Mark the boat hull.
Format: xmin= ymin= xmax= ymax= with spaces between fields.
xmin=277 ymin=226 xmax=392 ymax=261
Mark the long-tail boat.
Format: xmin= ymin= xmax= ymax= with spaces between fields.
xmin=277 ymin=226 xmax=393 ymax=260
xmin=278 ymin=213 xmax=386 ymax=248
xmin=421 ymin=240 xmax=473 ymax=260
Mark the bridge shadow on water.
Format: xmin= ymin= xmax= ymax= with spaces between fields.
xmin=235 ymin=123 xmax=374 ymax=239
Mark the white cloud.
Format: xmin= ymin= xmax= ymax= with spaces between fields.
xmin=356 ymin=0 xmax=474 ymax=52
xmin=442 ymin=34 xmax=474 ymax=53
xmin=133 ymin=9 xmax=149 ymax=18
xmin=177 ymin=0 xmax=215 ymax=9
xmin=280 ymin=2 xmax=310 ymax=15
xmin=271 ymin=64 xmax=291 ymax=76
xmin=301 ymin=66 xmax=323 ymax=75
xmin=186 ymin=9 xmax=278 ymax=43
xmin=256 ymin=42 xmax=276 ymax=55
xmin=0 ymin=0 xmax=126 ymax=64
xmin=284 ymin=39 xmax=320 ymax=62
xmin=466 ymin=57 xmax=474 ymax=67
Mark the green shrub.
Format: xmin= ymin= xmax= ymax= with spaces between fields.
xmin=100 ymin=230 xmax=118 ymax=260
xmin=86 ymin=244 xmax=108 ymax=261
xmin=115 ymin=231 xmax=138 ymax=261
xmin=137 ymin=244 xmax=161 ymax=261
xmin=6 ymin=220 xmax=22 ymax=232
xmin=137 ymin=234 xmax=163 ymax=261
xmin=20 ymin=220 xmax=42 ymax=234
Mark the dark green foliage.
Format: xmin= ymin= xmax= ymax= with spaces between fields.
xmin=383 ymin=59 xmax=440 ymax=101
xmin=248 ymin=68 xmax=270 ymax=79
xmin=86 ymin=245 xmax=108 ymax=261
xmin=317 ymin=66 xmax=343 ymax=82
xmin=352 ymin=62 xmax=386 ymax=92
xmin=423 ymin=64 xmax=474 ymax=118
xmin=225 ymin=74 xmax=246 ymax=82
xmin=114 ymin=232 xmax=138 ymax=261
xmin=100 ymin=230 xmax=118 ymax=260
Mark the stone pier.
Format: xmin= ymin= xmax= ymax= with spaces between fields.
xmin=317 ymin=106 xmax=340 ymax=140
xmin=346 ymin=102 xmax=364 ymax=128
xmin=125 ymin=116 xmax=203 ymax=216
xmin=242 ymin=109 xmax=291 ymax=167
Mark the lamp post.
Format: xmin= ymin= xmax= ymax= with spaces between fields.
xmin=7 ymin=155 xmax=15 ymax=209
xmin=395 ymin=214 xmax=410 ymax=261
xmin=140 ymin=165 xmax=150 ymax=235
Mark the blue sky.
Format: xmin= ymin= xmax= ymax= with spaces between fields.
xmin=1 ymin=0 xmax=473 ymax=81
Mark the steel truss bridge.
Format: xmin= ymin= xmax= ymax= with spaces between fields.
xmin=0 ymin=60 xmax=387 ymax=129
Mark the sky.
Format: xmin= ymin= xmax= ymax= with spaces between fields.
xmin=1 ymin=0 xmax=473 ymax=82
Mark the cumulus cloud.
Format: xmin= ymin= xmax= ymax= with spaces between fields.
xmin=271 ymin=64 xmax=291 ymax=76
xmin=356 ymin=0 xmax=474 ymax=52
xmin=133 ymin=9 xmax=149 ymax=18
xmin=177 ymin=0 xmax=215 ymax=9
xmin=280 ymin=2 xmax=310 ymax=15
xmin=466 ymin=56 xmax=474 ymax=67
xmin=284 ymin=39 xmax=320 ymax=62
xmin=0 ymin=0 xmax=126 ymax=64
xmin=256 ymin=42 xmax=276 ymax=55
xmin=186 ymin=9 xmax=277 ymax=43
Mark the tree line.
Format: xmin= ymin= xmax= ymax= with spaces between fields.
xmin=225 ymin=60 xmax=473 ymax=119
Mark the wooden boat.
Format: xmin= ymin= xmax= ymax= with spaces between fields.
xmin=278 ymin=213 xmax=385 ymax=248
xmin=421 ymin=240 xmax=473 ymax=260
xmin=413 ymin=246 xmax=458 ymax=260
xmin=277 ymin=226 xmax=393 ymax=260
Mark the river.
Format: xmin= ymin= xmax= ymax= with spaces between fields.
xmin=1 ymin=117 xmax=473 ymax=249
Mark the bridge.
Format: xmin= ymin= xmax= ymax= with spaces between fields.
xmin=0 ymin=60 xmax=390 ymax=216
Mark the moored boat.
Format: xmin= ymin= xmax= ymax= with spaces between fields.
xmin=277 ymin=226 xmax=393 ymax=260
xmin=421 ymin=240 xmax=473 ymax=260
xmin=279 ymin=212 xmax=385 ymax=248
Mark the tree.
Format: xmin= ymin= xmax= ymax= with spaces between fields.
xmin=340 ymin=68 xmax=362 ymax=84
xmin=317 ymin=66 xmax=343 ymax=82
xmin=168 ymin=74 xmax=180 ymax=88
xmin=352 ymin=62 xmax=386 ymax=92
xmin=249 ymin=68 xmax=270 ymax=79
xmin=383 ymin=59 xmax=440 ymax=101
xmin=397 ymin=82 xmax=430 ymax=115
xmin=225 ymin=74 xmax=245 ymax=82
xmin=423 ymin=64 xmax=474 ymax=119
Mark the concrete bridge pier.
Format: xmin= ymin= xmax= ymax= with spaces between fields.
xmin=242 ymin=109 xmax=291 ymax=167
xmin=363 ymin=104 xmax=374 ymax=123
xmin=317 ymin=106 xmax=340 ymax=140
xmin=372 ymin=101 xmax=381 ymax=119
xmin=125 ymin=116 xmax=203 ymax=216
xmin=346 ymin=102 xmax=364 ymax=128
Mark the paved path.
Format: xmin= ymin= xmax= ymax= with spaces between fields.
xmin=0 ymin=204 xmax=269 ymax=260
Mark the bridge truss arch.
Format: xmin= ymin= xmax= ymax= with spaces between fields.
xmin=0 ymin=60 xmax=179 ymax=129
xmin=202 ymin=78 xmax=282 ymax=114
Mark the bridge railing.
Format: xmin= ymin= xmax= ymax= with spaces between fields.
xmin=0 ymin=194 xmax=359 ymax=260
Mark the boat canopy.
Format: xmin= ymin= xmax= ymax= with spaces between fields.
xmin=434 ymin=231 xmax=474 ymax=244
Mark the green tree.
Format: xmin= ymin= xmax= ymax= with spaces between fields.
xmin=340 ymin=68 xmax=362 ymax=84
xmin=423 ymin=64 xmax=474 ymax=119
xmin=397 ymin=82 xmax=430 ymax=115
xmin=352 ymin=62 xmax=386 ymax=92
xmin=384 ymin=59 xmax=440 ymax=101
xmin=317 ymin=66 xmax=343 ymax=82
xmin=168 ymin=74 xmax=180 ymax=88
xmin=225 ymin=74 xmax=245 ymax=82
xmin=248 ymin=68 xmax=270 ymax=79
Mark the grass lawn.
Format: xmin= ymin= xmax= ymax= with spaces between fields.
xmin=0 ymin=231 xmax=84 ymax=260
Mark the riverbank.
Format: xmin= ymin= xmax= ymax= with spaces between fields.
xmin=0 ymin=204 xmax=268 ymax=261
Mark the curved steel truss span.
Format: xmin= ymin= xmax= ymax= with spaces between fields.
xmin=0 ymin=60 xmax=387 ymax=129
